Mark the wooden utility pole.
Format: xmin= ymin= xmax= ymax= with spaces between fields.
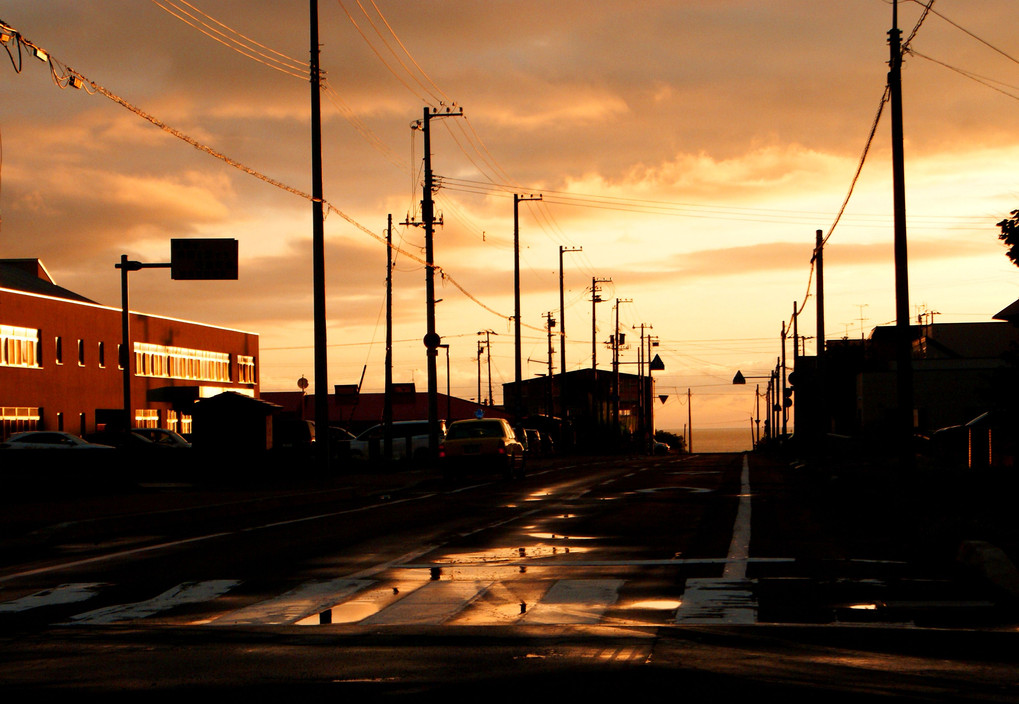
xmin=309 ymin=0 xmax=330 ymax=470
xmin=513 ymin=194 xmax=542 ymax=422
xmin=384 ymin=214 xmax=393 ymax=462
xmin=545 ymin=311 xmax=556 ymax=417
xmin=410 ymin=105 xmax=462 ymax=459
xmin=559 ymin=246 xmax=582 ymax=423
xmin=889 ymin=1 xmax=914 ymax=464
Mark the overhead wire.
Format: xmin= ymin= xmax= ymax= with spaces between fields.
xmin=149 ymin=0 xmax=309 ymax=80
xmin=1 ymin=22 xmax=550 ymax=336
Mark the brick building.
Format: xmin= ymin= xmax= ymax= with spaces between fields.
xmin=0 ymin=258 xmax=259 ymax=440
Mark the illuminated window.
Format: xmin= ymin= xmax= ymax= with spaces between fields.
xmin=237 ymin=355 xmax=256 ymax=385
xmin=0 ymin=325 xmax=41 ymax=368
xmin=134 ymin=343 xmax=231 ymax=383
xmin=77 ymin=339 xmax=85 ymax=366
xmin=0 ymin=406 xmax=40 ymax=440
xmin=134 ymin=409 xmax=159 ymax=429
xmin=98 ymin=341 xmax=106 ymax=368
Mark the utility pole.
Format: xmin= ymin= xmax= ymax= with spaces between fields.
xmin=889 ymin=1 xmax=914 ymax=464
xmin=545 ymin=311 xmax=556 ymax=417
xmin=781 ymin=321 xmax=788 ymax=438
xmin=559 ymin=246 xmax=582 ymax=424
xmin=687 ymin=388 xmax=692 ymax=454
xmin=408 ymin=105 xmax=463 ymax=460
xmin=591 ymin=277 xmax=611 ymax=370
xmin=309 ymin=0 xmax=330 ymax=470
xmin=613 ymin=298 xmax=632 ymax=443
xmin=513 ymin=194 xmax=542 ymax=423
xmin=634 ymin=323 xmax=652 ymax=450
xmin=384 ymin=214 xmax=393 ymax=462
xmin=812 ymin=228 xmax=826 ymax=436
xmin=478 ymin=330 xmax=497 ymax=406
xmin=476 ymin=340 xmax=484 ymax=407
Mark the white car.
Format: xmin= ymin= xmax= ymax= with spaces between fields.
xmin=1 ymin=431 xmax=114 ymax=449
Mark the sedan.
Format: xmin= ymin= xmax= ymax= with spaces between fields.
xmin=439 ymin=418 xmax=525 ymax=479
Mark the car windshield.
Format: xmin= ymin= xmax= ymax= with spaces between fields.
xmin=446 ymin=421 xmax=505 ymax=439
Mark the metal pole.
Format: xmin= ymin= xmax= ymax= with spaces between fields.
xmin=119 ymin=255 xmax=131 ymax=428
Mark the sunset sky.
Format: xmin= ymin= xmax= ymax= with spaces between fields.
xmin=3 ymin=1 xmax=1019 ymax=436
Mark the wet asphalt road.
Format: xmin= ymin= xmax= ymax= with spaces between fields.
xmin=0 ymin=451 xmax=1017 ymax=701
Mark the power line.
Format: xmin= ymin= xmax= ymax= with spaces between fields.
xmin=0 ymin=23 xmax=549 ymax=336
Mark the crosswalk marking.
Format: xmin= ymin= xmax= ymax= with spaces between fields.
xmin=520 ymin=579 xmax=625 ymax=625
xmin=0 ymin=583 xmax=106 ymax=613
xmin=674 ymin=577 xmax=757 ymax=624
xmin=212 ymin=578 xmax=372 ymax=626
xmin=69 ymin=580 xmax=241 ymax=625
xmin=361 ymin=580 xmax=493 ymax=626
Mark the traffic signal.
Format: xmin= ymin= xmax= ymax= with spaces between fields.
xmin=783 ymin=386 xmax=793 ymax=408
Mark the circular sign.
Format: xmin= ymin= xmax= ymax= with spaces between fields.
xmin=474 ymin=408 xmax=485 ymax=419
xmin=423 ymin=332 xmax=441 ymax=349
xmin=297 ymin=376 xmax=309 ymax=390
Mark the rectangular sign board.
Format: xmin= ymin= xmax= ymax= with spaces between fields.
xmin=171 ymin=238 xmax=239 ymax=280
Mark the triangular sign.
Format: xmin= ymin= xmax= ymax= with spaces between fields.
xmin=658 ymin=394 xmax=669 ymax=404
xmin=649 ymin=354 xmax=665 ymax=371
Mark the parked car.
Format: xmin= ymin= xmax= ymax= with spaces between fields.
xmin=273 ymin=418 xmax=316 ymax=457
xmin=349 ymin=420 xmax=446 ymax=464
xmin=132 ymin=427 xmax=192 ymax=449
xmin=85 ymin=430 xmax=162 ymax=452
xmin=439 ymin=418 xmax=525 ymax=478
xmin=328 ymin=426 xmax=356 ymax=463
xmin=1 ymin=431 xmax=113 ymax=450
xmin=653 ymin=440 xmax=671 ymax=455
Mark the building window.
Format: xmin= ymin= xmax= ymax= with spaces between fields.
xmin=0 ymin=325 xmax=41 ymax=368
xmin=237 ymin=355 xmax=256 ymax=385
xmin=118 ymin=344 xmax=124 ymax=371
xmin=55 ymin=336 xmax=63 ymax=365
xmin=79 ymin=412 xmax=86 ymax=436
xmin=57 ymin=412 xmax=64 ymax=431
xmin=77 ymin=339 xmax=85 ymax=367
xmin=0 ymin=407 xmax=40 ymax=441
xmin=134 ymin=342 xmax=231 ymax=383
xmin=98 ymin=341 xmax=106 ymax=368
xmin=135 ymin=409 xmax=159 ymax=429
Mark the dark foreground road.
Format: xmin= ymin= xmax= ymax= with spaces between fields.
xmin=0 ymin=451 xmax=1017 ymax=702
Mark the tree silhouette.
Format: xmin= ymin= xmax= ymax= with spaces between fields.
xmin=997 ymin=209 xmax=1019 ymax=266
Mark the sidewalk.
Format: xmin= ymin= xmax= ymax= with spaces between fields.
xmin=763 ymin=449 xmax=1019 ymax=603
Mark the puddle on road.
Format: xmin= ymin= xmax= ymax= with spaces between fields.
xmin=296 ymin=580 xmax=425 ymax=625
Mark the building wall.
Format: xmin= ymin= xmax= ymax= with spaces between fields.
xmin=1 ymin=286 xmax=259 ymax=439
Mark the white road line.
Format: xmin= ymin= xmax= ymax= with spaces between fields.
xmin=0 ymin=582 xmax=106 ymax=613
xmin=212 ymin=578 xmax=372 ymax=626
xmin=724 ymin=453 xmax=753 ymax=580
xmin=520 ymin=579 xmax=625 ymax=625
xmin=69 ymin=579 xmax=240 ymax=624
xmin=674 ymin=453 xmax=758 ymax=624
